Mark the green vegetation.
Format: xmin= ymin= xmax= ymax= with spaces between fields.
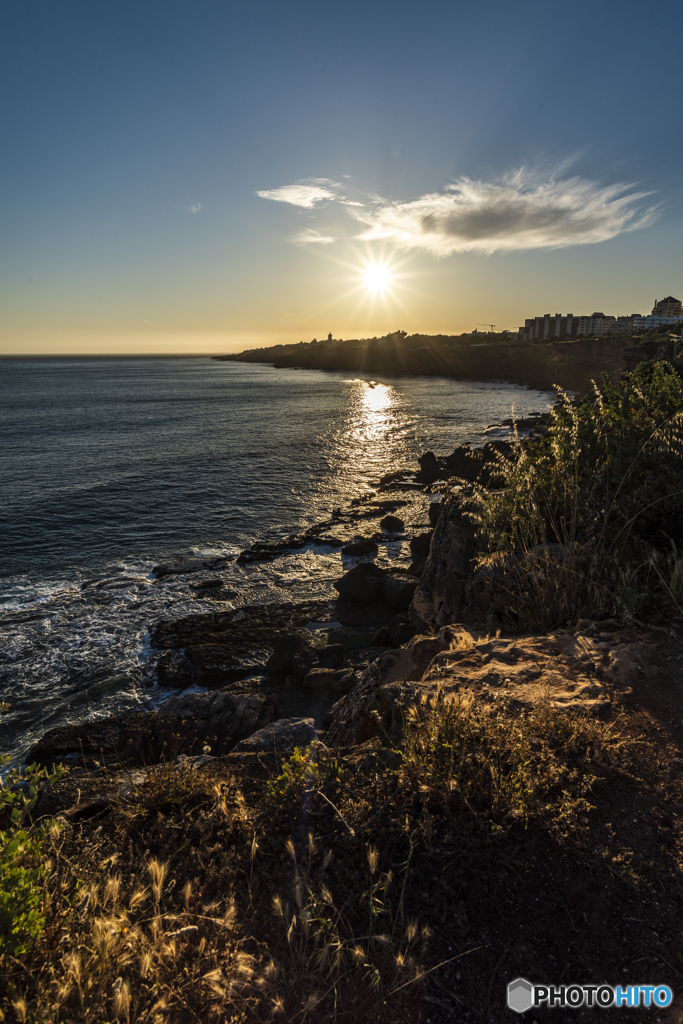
xmin=472 ymin=359 xmax=683 ymax=629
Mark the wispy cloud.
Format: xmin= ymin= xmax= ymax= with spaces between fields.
xmin=293 ymin=228 xmax=336 ymax=245
xmin=256 ymin=178 xmax=340 ymax=208
xmin=185 ymin=203 xmax=201 ymax=214
xmin=355 ymin=169 xmax=660 ymax=255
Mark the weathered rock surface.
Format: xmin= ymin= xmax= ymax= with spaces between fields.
xmin=335 ymin=595 xmax=395 ymax=627
xmin=156 ymin=650 xmax=194 ymax=688
xmin=27 ymin=713 xmax=156 ymax=768
xmin=265 ymin=629 xmax=320 ymax=676
xmin=326 ymin=626 xmax=472 ymax=746
xmin=379 ymin=572 xmax=419 ymax=610
xmin=334 ymin=563 xmax=386 ymax=603
xmin=380 ymin=514 xmax=405 ymax=533
xmin=341 ymin=538 xmax=379 ymax=556
xmin=154 ymin=690 xmax=278 ymax=757
xmin=410 ymin=494 xmax=477 ymax=631
xmin=232 ymin=717 xmax=316 ymax=753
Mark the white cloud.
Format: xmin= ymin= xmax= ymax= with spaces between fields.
xmin=186 ymin=203 xmax=201 ymax=214
xmin=355 ymin=169 xmax=659 ymax=255
xmin=256 ymin=178 xmax=340 ymax=208
xmin=293 ymin=228 xmax=336 ymax=245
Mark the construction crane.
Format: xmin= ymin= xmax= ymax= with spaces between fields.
xmin=478 ymin=323 xmax=496 ymax=331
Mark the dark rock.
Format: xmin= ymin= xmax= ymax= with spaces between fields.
xmin=190 ymin=578 xmax=224 ymax=590
xmin=417 ymin=451 xmax=443 ymax=484
xmin=409 ymin=531 xmax=433 ymax=556
xmin=380 ymin=514 xmax=405 ymax=533
xmin=319 ymin=658 xmax=335 ymax=669
xmin=65 ymin=796 xmax=114 ymax=822
xmin=27 ymin=712 xmax=157 ymax=768
xmin=341 ymin=538 xmax=379 ymax=556
xmin=410 ymin=493 xmax=478 ymax=631
xmin=154 ymin=690 xmax=278 ymax=757
xmin=390 ymin=616 xmax=418 ymax=646
xmin=428 ymin=500 xmax=443 ymax=526
xmin=371 ymin=626 xmax=392 ymax=646
xmin=185 ymin=645 xmax=256 ymax=687
xmin=302 ymin=667 xmax=338 ymax=688
xmin=442 ymin=444 xmax=483 ymax=482
xmin=153 ymin=556 xmax=231 ymax=578
xmin=335 ymin=594 xmax=395 ymax=627
xmin=265 ymin=629 xmax=319 ymax=675
xmin=380 ymin=573 xmax=419 ymax=610
xmin=334 ymin=563 xmax=386 ymax=604
xmin=319 ymin=643 xmax=345 ymax=667
xmin=233 ymin=717 xmax=316 ymax=753
xmin=156 ymin=650 xmax=194 ymax=688
xmin=326 ymin=626 xmax=472 ymax=747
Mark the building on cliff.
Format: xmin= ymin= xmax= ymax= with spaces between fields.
xmin=517 ymin=310 xmax=646 ymax=341
xmin=652 ymin=295 xmax=683 ymax=318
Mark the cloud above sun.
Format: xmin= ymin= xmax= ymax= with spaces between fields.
xmin=293 ymin=228 xmax=336 ymax=245
xmin=257 ymin=168 xmax=660 ymax=256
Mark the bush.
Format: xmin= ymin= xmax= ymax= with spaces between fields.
xmin=471 ymin=360 xmax=683 ymax=628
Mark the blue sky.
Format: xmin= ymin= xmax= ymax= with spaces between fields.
xmin=1 ymin=0 xmax=681 ymax=353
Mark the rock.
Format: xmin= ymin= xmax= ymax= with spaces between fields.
xmin=410 ymin=494 xmax=477 ymax=631
xmin=409 ymin=531 xmax=433 ymax=556
xmin=319 ymin=643 xmax=345 ymax=667
xmin=390 ymin=615 xmax=418 ymax=646
xmin=461 ymin=551 xmax=519 ymax=624
xmin=154 ymin=690 xmax=278 ymax=757
xmin=334 ymin=563 xmax=386 ymax=603
xmin=189 ymin=578 xmax=225 ymax=590
xmin=233 ymin=717 xmax=316 ymax=753
xmin=371 ymin=626 xmax=391 ymax=646
xmin=380 ymin=514 xmax=404 ymax=533
xmin=332 ymin=671 xmax=358 ymax=693
xmin=265 ymin=629 xmax=320 ymax=675
xmin=341 ymin=538 xmax=379 ymax=556
xmin=27 ymin=713 xmax=157 ymax=768
xmin=417 ymin=451 xmax=443 ymax=484
xmin=185 ymin=644 xmax=256 ymax=687
xmin=428 ymin=500 xmax=443 ymax=526
xmin=153 ymin=557 xmax=230 ymax=578
xmin=302 ymin=667 xmax=339 ymax=688
xmin=326 ymin=626 xmax=472 ymax=746
xmin=380 ymin=573 xmax=419 ymax=610
xmin=335 ymin=595 xmax=395 ymax=627
xmin=156 ymin=650 xmax=194 ymax=688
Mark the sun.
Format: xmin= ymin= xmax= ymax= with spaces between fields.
xmin=362 ymin=262 xmax=394 ymax=294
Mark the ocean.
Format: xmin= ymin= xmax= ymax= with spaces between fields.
xmin=0 ymin=356 xmax=553 ymax=764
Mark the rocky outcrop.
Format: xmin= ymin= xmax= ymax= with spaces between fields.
xmin=409 ymin=493 xmax=478 ymax=631
xmin=326 ymin=626 xmax=473 ymax=746
xmin=325 ymin=624 xmax=633 ymax=748
xmin=154 ymin=690 xmax=278 ymax=757
xmin=233 ymin=717 xmax=317 ymax=753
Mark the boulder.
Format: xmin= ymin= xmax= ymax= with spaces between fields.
xmin=410 ymin=494 xmax=477 ymax=631
xmin=390 ymin=615 xmax=418 ymax=646
xmin=265 ymin=629 xmax=320 ymax=675
xmin=185 ymin=644 xmax=255 ymax=687
xmin=302 ymin=667 xmax=339 ymax=688
xmin=154 ymin=690 xmax=278 ymax=757
xmin=409 ymin=531 xmax=433 ymax=556
xmin=380 ymin=573 xmax=419 ymax=610
xmin=232 ymin=717 xmax=316 ymax=753
xmin=428 ymin=500 xmax=443 ymax=527
xmin=156 ymin=650 xmax=194 ymax=688
xmin=334 ymin=563 xmax=386 ymax=604
xmin=319 ymin=643 xmax=345 ymax=667
xmin=371 ymin=626 xmax=391 ymax=646
xmin=417 ymin=451 xmax=443 ymax=484
xmin=325 ymin=626 xmax=472 ymax=747
xmin=341 ymin=538 xmax=379 ymax=556
xmin=27 ymin=712 xmax=156 ymax=768
xmin=335 ymin=594 xmax=395 ymax=627
xmin=380 ymin=514 xmax=405 ymax=533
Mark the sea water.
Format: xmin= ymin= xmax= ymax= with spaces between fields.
xmin=0 ymin=357 xmax=553 ymax=762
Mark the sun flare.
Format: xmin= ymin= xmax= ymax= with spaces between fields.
xmin=362 ymin=263 xmax=394 ymax=294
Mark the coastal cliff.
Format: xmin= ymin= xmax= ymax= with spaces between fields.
xmin=216 ymin=334 xmax=631 ymax=395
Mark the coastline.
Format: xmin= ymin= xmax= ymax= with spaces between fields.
xmin=4 ymin=356 xmax=683 ymax=1022
xmin=214 ymin=335 xmax=631 ymax=396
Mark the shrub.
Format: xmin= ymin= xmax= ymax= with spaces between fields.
xmin=471 ymin=360 xmax=683 ymax=628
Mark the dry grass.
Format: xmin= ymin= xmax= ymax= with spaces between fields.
xmin=0 ymin=693 xmax=656 ymax=1023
